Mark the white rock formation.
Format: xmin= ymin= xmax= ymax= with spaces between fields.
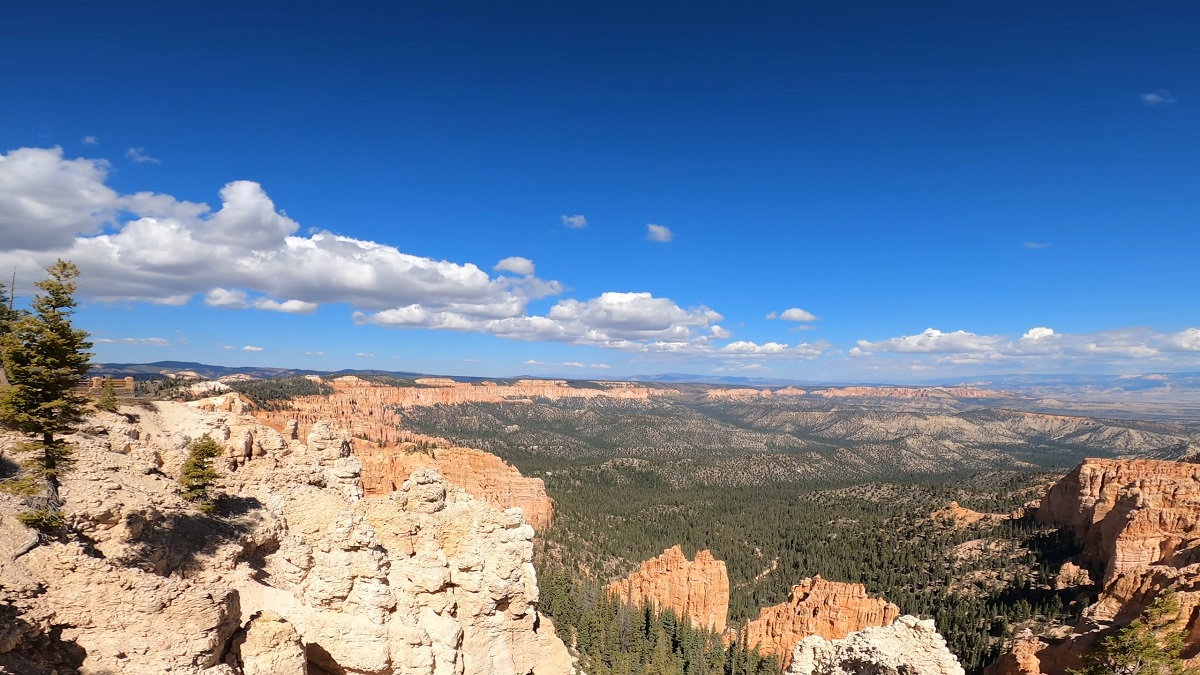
xmin=0 ymin=395 xmax=574 ymax=675
xmin=786 ymin=615 xmax=965 ymax=675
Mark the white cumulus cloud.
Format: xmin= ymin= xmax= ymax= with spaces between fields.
xmin=242 ymin=345 xmax=263 ymax=352
xmin=0 ymin=147 xmax=564 ymax=326
xmin=646 ymin=223 xmax=673 ymax=243
xmin=0 ymin=147 xmax=120 ymax=250
xmin=854 ymin=325 xmax=1200 ymax=369
xmin=561 ymin=214 xmax=588 ymax=229
xmin=494 ymin=256 xmax=535 ymax=276
xmin=767 ymin=308 xmax=817 ymax=322
xmin=857 ymin=328 xmax=1004 ymax=354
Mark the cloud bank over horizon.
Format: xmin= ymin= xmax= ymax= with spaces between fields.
xmin=0 ymin=146 xmax=825 ymax=365
xmin=0 ymin=145 xmax=1196 ymax=376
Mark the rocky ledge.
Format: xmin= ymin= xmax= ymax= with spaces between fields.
xmin=0 ymin=398 xmax=573 ymax=675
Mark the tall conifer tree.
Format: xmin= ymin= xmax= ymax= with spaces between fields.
xmin=0 ymin=260 xmax=92 ymax=511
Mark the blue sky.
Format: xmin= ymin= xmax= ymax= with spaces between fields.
xmin=1 ymin=0 xmax=1197 ymax=381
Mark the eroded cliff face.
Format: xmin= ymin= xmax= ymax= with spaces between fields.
xmin=355 ymin=444 xmax=554 ymax=532
xmin=989 ymin=458 xmax=1200 ymax=675
xmin=605 ymin=545 xmax=730 ymax=633
xmin=260 ymin=376 xmax=670 ymax=445
xmin=786 ymin=615 xmax=965 ymax=675
xmin=744 ymin=576 xmax=901 ymax=668
xmin=250 ymin=376 xmax=679 ymax=531
xmin=703 ymin=387 xmax=807 ymax=401
xmin=0 ymin=398 xmax=573 ymax=675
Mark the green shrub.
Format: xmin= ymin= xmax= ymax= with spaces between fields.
xmin=179 ymin=434 xmax=223 ymax=513
xmin=17 ymin=509 xmax=65 ymax=532
xmin=95 ymin=379 xmax=119 ymax=413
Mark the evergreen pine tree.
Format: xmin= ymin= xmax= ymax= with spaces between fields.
xmin=95 ymin=378 xmax=120 ymax=413
xmin=179 ymin=434 xmax=224 ymax=513
xmin=0 ymin=260 xmax=92 ymax=524
xmin=1073 ymin=591 xmax=1200 ymax=675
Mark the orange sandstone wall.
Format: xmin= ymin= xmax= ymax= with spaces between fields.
xmin=355 ymin=444 xmax=553 ymax=532
xmin=606 ymin=545 xmax=731 ymax=634
xmin=743 ymin=576 xmax=900 ymax=667
xmin=989 ymin=458 xmax=1200 ymax=675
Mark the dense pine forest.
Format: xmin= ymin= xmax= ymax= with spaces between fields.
xmin=537 ymin=568 xmax=781 ymax=675
xmin=529 ymin=464 xmax=1084 ymax=674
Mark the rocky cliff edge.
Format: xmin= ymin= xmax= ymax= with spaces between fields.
xmin=0 ymin=397 xmax=574 ymax=675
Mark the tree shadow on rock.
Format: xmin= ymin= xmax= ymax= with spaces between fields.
xmin=0 ymin=452 xmax=19 ymax=480
xmin=0 ymin=603 xmax=96 ymax=675
xmin=116 ymin=497 xmax=264 ymax=577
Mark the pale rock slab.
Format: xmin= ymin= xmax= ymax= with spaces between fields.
xmin=786 ymin=615 xmax=965 ymax=675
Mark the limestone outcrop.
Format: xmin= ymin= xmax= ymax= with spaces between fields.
xmin=931 ymin=501 xmax=1009 ymax=528
xmin=356 ymin=444 xmax=554 ymax=531
xmin=0 ymin=398 xmax=574 ymax=675
xmin=704 ymin=387 xmax=807 ymax=401
xmin=989 ymin=458 xmax=1200 ymax=674
xmin=744 ymin=576 xmax=901 ymax=667
xmin=606 ymin=545 xmax=730 ymax=633
xmin=260 ymin=376 xmax=669 ymax=446
xmin=786 ymin=615 xmax=965 ymax=675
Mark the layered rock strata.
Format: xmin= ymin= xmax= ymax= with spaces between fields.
xmin=989 ymin=458 xmax=1200 ymax=674
xmin=606 ymin=545 xmax=730 ymax=633
xmin=355 ymin=444 xmax=554 ymax=531
xmin=260 ymin=375 xmax=669 ymax=446
xmin=786 ymin=615 xmax=965 ymax=675
xmin=704 ymin=387 xmax=807 ymax=401
xmin=744 ymin=576 xmax=901 ymax=668
xmin=0 ymin=398 xmax=573 ymax=675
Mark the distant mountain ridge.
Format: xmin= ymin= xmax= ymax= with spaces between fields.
xmin=89 ymin=361 xmax=1200 ymax=400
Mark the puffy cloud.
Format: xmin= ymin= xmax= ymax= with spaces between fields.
xmin=0 ymin=147 xmax=563 ymax=326
xmin=494 ymin=256 xmax=535 ymax=276
xmin=1160 ymin=328 xmax=1200 ymax=352
xmin=857 ymin=328 xmax=1004 ymax=354
xmin=82 ymin=136 xmax=99 ymax=146
xmin=242 ymin=345 xmax=263 ymax=352
xmin=767 ymin=308 xmax=817 ymax=322
xmin=718 ymin=341 xmax=825 ymax=359
xmin=205 ymin=288 xmax=249 ymax=309
xmin=254 ymin=298 xmax=318 ymax=314
xmin=549 ymin=292 xmax=721 ymax=341
xmin=855 ymin=325 xmax=1200 ymax=367
xmin=125 ymin=147 xmax=161 ymax=164
xmin=0 ymin=147 xmax=120 ymax=250
xmin=357 ymin=291 xmax=725 ymax=350
xmin=1141 ymin=90 xmax=1177 ymax=105
xmin=561 ymin=214 xmax=587 ymax=229
xmin=646 ymin=223 xmax=673 ymax=243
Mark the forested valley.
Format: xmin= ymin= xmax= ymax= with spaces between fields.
xmin=526 ymin=464 xmax=1084 ymax=674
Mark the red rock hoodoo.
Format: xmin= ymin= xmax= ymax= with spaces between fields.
xmin=606 ymin=545 xmax=731 ymax=634
xmin=989 ymin=458 xmax=1200 ymax=675
xmin=743 ymin=576 xmax=901 ymax=668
